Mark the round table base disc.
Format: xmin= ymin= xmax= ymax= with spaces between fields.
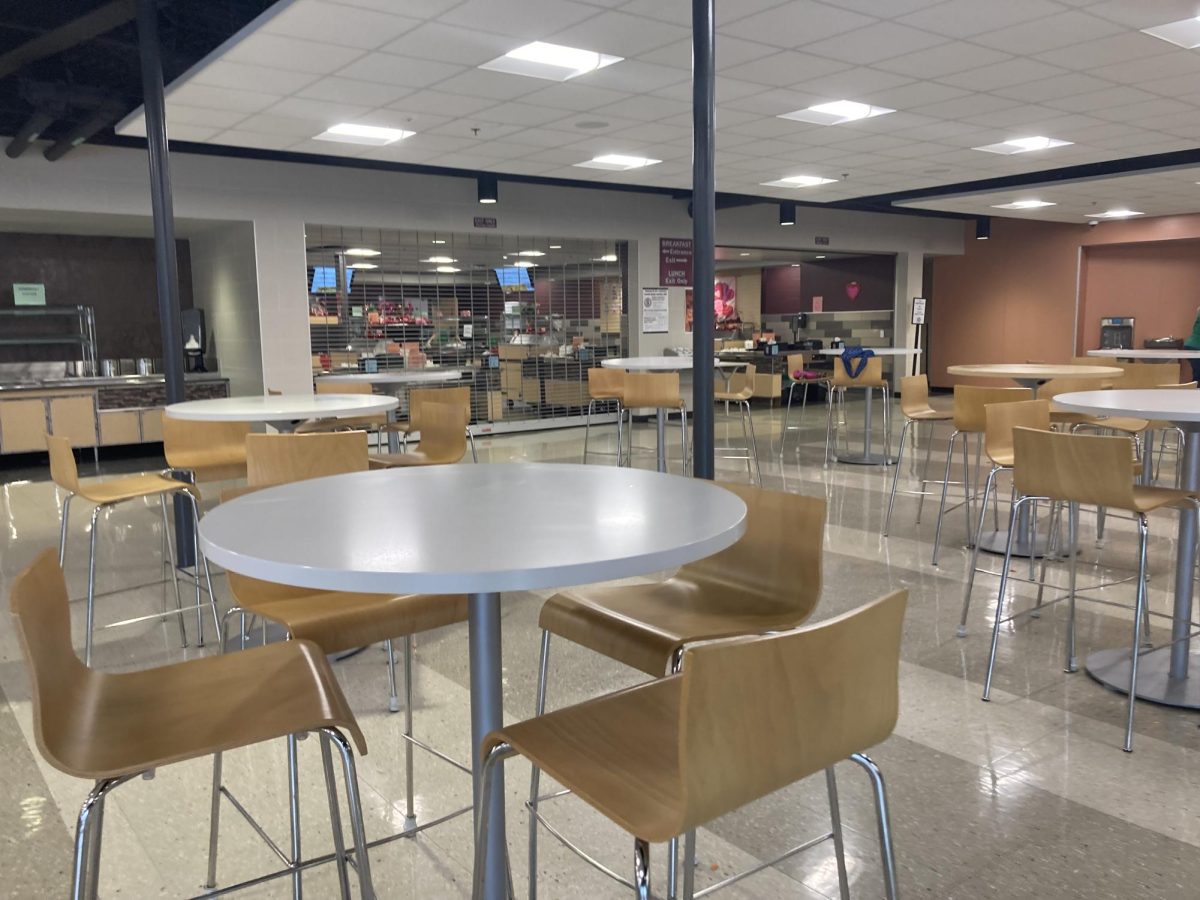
xmin=835 ymin=453 xmax=897 ymax=466
xmin=973 ymin=529 xmax=1065 ymax=559
xmin=1085 ymin=646 xmax=1200 ymax=710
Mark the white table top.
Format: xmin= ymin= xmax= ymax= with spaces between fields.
xmin=817 ymin=347 xmax=922 ymax=357
xmin=317 ymin=370 xmax=466 ymax=386
xmin=1086 ymin=348 xmax=1200 ymax=360
xmin=199 ymin=463 xmax=748 ymax=594
xmin=165 ymin=394 xmax=398 ymax=423
xmin=603 ymin=356 xmax=696 ymax=370
xmin=947 ymin=363 xmax=1121 ymax=380
xmin=1051 ymin=389 xmax=1200 ymax=423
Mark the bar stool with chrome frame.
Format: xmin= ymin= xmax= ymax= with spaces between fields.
xmin=713 ymin=362 xmax=762 ymax=484
xmin=824 ymin=355 xmax=890 ymax=464
xmin=779 ymin=351 xmax=829 ymax=457
xmin=620 ymin=371 xmax=689 ymax=473
xmin=883 ymin=374 xmax=954 ymax=536
xmin=582 ymin=366 xmax=626 ymax=464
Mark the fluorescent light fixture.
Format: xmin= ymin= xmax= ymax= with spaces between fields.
xmin=574 ymin=153 xmax=661 ymax=171
xmin=1142 ymin=17 xmax=1200 ymax=49
xmin=791 ymin=263 xmax=800 ymax=267
xmin=1089 ymin=209 xmax=1144 ymax=219
xmin=431 ymin=239 xmax=447 ymax=244
xmin=549 ymin=244 xmax=562 ymax=249
xmin=739 ymin=252 xmax=751 ymax=257
xmin=815 ymin=255 xmax=826 ymax=259
xmin=435 ymin=266 xmax=461 ymax=273
xmin=344 ymin=247 xmax=380 ymax=257
xmin=347 ymin=262 xmax=378 ymax=269
xmin=991 ymin=199 xmax=1056 ymax=210
xmin=973 ymin=136 xmax=1071 ymax=155
xmin=513 ymin=260 xmax=536 ymax=268
xmin=423 ymin=256 xmax=457 ymax=264
xmin=761 ymin=174 xmax=837 ymax=188
xmin=480 ymin=41 xmax=622 ymax=82
xmin=517 ymin=250 xmax=545 ymax=257
xmin=594 ymin=254 xmax=618 ymax=262
xmin=314 ymin=123 xmax=413 ymax=146
xmin=779 ymin=100 xmax=894 ymax=126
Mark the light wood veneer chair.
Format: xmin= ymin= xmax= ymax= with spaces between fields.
xmin=884 ymin=374 xmax=955 ymax=536
xmin=985 ymin=427 xmax=1200 ymax=752
xmin=530 ymin=484 xmax=825 ymax=898
xmin=713 ymin=363 xmax=761 ymax=484
xmin=397 ymin=385 xmax=478 ymax=461
xmin=161 ymin=415 xmax=251 ymax=484
xmin=582 ymin=367 xmax=626 ymax=464
xmin=825 ymin=355 xmax=890 ymax=465
xmin=47 ymin=433 xmax=216 ymax=665
xmin=298 ymin=380 xmax=391 ymax=434
xmin=621 ymin=371 xmax=689 ymax=473
xmin=10 ymin=550 xmax=374 ymax=900
xmin=483 ymin=590 xmax=907 ymax=900
xmin=930 ymin=385 xmax=1032 ymax=566
xmin=369 ymin=400 xmax=469 ymax=468
xmin=780 ymin=352 xmax=830 ymax=456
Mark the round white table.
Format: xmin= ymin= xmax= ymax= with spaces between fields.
xmin=1053 ymin=389 xmax=1200 ymax=709
xmin=199 ymin=463 xmax=747 ymax=899
xmin=1086 ymin=348 xmax=1200 ymax=360
xmin=819 ymin=348 xmax=923 ymax=465
xmin=317 ymin=370 xmax=468 ymax=450
xmin=164 ymin=394 xmax=398 ymax=432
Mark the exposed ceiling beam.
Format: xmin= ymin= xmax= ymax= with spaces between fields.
xmin=0 ymin=0 xmax=138 ymax=82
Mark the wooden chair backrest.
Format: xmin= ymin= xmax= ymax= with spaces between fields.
xmin=1118 ymin=362 xmax=1178 ymax=388
xmin=684 ymin=483 xmax=825 ymax=619
xmin=245 ymin=431 xmax=368 ymax=489
xmin=46 ymin=433 xmax=80 ymax=493
xmin=785 ymin=353 xmax=806 ymax=379
xmin=409 ymin=385 xmax=470 ymax=430
xmin=412 ymin=400 xmax=469 ymax=462
xmin=899 ymin=374 xmax=932 ymax=417
xmin=984 ymin=399 xmax=1050 ymax=463
xmin=162 ymin=417 xmax=252 ymax=471
xmin=316 ymin=380 xmax=371 ymax=395
xmin=9 ymin=550 xmax=94 ymax=776
xmin=267 ymin=388 xmax=282 ymax=396
xmin=952 ymin=385 xmax=1032 ymax=432
xmin=720 ymin=364 xmax=756 ymax=394
xmin=623 ymin=372 xmax=683 ymax=409
xmin=1013 ymin=426 xmax=1137 ymax=509
xmin=1040 ymin=376 xmax=1102 ymax=401
xmin=677 ymin=590 xmax=907 ymax=831
xmin=830 ymin=355 xmax=883 ymax=389
xmin=587 ymin=367 xmax=625 ymax=399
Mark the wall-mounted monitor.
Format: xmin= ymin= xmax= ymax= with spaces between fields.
xmin=310 ymin=266 xmax=353 ymax=293
xmin=494 ymin=265 xmax=533 ymax=292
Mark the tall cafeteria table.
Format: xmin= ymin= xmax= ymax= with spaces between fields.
xmin=1051 ymin=389 xmax=1200 ymax=709
xmin=164 ymin=393 xmax=399 ymax=433
xmin=819 ymin=348 xmax=922 ymax=465
xmin=317 ymin=369 xmax=468 ymax=451
xmin=946 ymin=363 xmax=1121 ymax=556
xmin=199 ymin=463 xmax=748 ymax=898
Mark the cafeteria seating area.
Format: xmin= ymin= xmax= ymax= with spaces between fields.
xmin=8 ymin=2 xmax=1200 ymax=898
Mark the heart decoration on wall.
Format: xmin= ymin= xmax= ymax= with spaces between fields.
xmin=845 ymin=281 xmax=861 ymax=301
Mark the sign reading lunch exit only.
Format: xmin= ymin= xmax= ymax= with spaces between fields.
xmin=660 ymin=237 xmax=693 ymax=287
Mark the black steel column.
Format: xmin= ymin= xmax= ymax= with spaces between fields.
xmin=691 ymin=0 xmax=716 ymax=480
xmin=138 ymin=0 xmax=193 ymax=564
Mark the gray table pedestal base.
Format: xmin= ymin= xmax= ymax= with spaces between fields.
xmin=469 ymin=591 xmax=507 ymax=900
xmin=974 ymin=529 xmax=1058 ymax=558
xmin=1085 ymin=646 xmax=1200 ymax=710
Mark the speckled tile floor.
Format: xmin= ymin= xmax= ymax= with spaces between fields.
xmin=2 ymin=398 xmax=1199 ymax=898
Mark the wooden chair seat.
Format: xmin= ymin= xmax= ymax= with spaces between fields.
xmin=369 ymin=449 xmax=452 ymax=468
xmin=1130 ymin=485 xmax=1197 ymax=514
xmin=72 ymin=471 xmax=198 ymax=506
xmin=713 ymin=385 xmax=754 ymax=402
xmin=368 ymin=400 xmax=467 ymax=468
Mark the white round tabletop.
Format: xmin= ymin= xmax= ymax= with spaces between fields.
xmin=1086 ymin=348 xmax=1200 ymax=360
xmin=947 ymin=363 xmax=1121 ymax=379
xmin=199 ymin=463 xmax=748 ymax=594
xmin=817 ymin=348 xmax=922 ymax=356
xmin=602 ymin=356 xmax=695 ymax=370
xmin=317 ymin=370 xmax=466 ymax=386
xmin=165 ymin=394 xmax=398 ymax=423
xmin=1051 ymin=389 xmax=1200 ymax=423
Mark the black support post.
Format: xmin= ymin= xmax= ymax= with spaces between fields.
xmin=137 ymin=0 xmax=193 ymax=565
xmin=691 ymin=0 xmax=716 ymax=480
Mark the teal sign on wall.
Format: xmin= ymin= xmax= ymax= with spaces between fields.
xmin=13 ymin=283 xmax=46 ymax=306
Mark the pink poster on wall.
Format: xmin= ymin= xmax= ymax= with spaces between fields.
xmin=714 ymin=276 xmax=737 ymax=322
xmin=812 ymin=295 xmax=824 ymax=312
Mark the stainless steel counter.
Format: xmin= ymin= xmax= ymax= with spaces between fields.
xmin=0 ymin=373 xmax=228 ymax=393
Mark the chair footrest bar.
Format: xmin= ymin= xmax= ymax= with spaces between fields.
xmin=400 ymin=733 xmax=472 ymax=775
xmin=693 ymin=831 xmax=834 ymax=899
xmin=526 ymin=801 xmax=636 ymax=891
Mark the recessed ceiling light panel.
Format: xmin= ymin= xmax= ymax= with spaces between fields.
xmin=1089 ymin=209 xmax=1144 ymax=219
xmin=1142 ymin=18 xmax=1200 ymax=49
xmin=344 ymin=247 xmax=381 ymax=257
xmin=991 ymin=199 xmax=1056 ymax=210
xmin=516 ymin=250 xmax=546 ymax=257
xmin=593 ymin=254 xmax=618 ymax=262
xmin=480 ymin=41 xmax=622 ymax=82
xmin=347 ymin=262 xmax=378 ymax=269
xmin=778 ymin=100 xmax=895 ymax=126
xmin=973 ymin=136 xmax=1071 ymax=155
xmin=435 ymin=266 xmax=461 ymax=273
xmin=314 ymin=123 xmax=414 ymax=146
xmin=761 ymin=175 xmax=838 ymax=188
xmin=513 ymin=260 xmax=536 ymax=268
xmin=423 ymin=256 xmax=457 ymax=263
xmin=574 ymin=154 xmax=661 ymax=171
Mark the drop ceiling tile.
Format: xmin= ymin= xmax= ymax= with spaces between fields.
xmin=972 ymin=9 xmax=1124 ymax=54
xmin=589 ymin=94 xmax=691 ymax=122
xmin=791 ymin=66 xmax=915 ymax=97
xmin=349 ymin=108 xmax=454 ymax=132
xmin=231 ymin=113 xmax=331 ymax=137
xmin=653 ymin=76 xmax=772 ymax=104
xmin=425 ymin=121 xmax=527 ymax=141
xmin=937 ymin=57 xmax=1069 ymax=92
xmin=266 ymin=96 xmax=375 ymax=122
xmin=605 ymin=122 xmax=695 ymax=144
xmin=875 ymin=41 xmax=1011 ymax=79
xmin=502 ymin=127 xmax=593 ymax=148
xmin=1137 ymin=72 xmax=1200 ymax=100
xmin=1035 ymin=31 xmax=1176 ymax=71
xmin=191 ymin=61 xmax=321 ymax=96
xmin=223 ymin=34 xmax=365 ymax=74
xmin=617 ymin=0 xmax=794 ymax=28
xmin=378 ymin=23 xmax=518 ymax=65
xmin=438 ymin=0 xmax=600 ymax=39
xmin=992 ymin=72 xmax=1113 ymax=102
xmin=722 ymin=51 xmax=849 ymax=87
xmin=818 ymin=0 xmax=943 ymax=13
xmin=287 ymin=137 xmax=377 ymax=156
xmin=1043 ymin=85 xmax=1160 ymax=113
xmin=721 ymin=1 xmax=877 ymax=48
xmin=1091 ymin=97 xmax=1196 ymax=124
xmin=1088 ymin=49 xmax=1200 ymax=85
xmin=387 ymin=90 xmax=495 ymax=117
xmin=337 ymin=0 xmax=461 ymax=15
xmin=212 ymin=129 xmax=298 ymax=151
xmin=1084 ymin=0 xmax=1200 ymax=29
xmin=908 ymin=92 xmax=1022 ymax=119
xmin=263 ymin=1 xmax=420 ymax=49
xmin=862 ymin=81 xmax=970 ymax=109
xmin=801 ymin=21 xmax=948 ymax=64
xmin=297 ymin=77 xmax=413 ymax=107
xmin=403 ymin=133 xmax=494 ymax=153
xmin=581 ymin=60 xmax=691 ymax=93
xmin=727 ymin=88 xmax=823 ymax=116
xmin=166 ymin=105 xmax=252 ymax=128
xmin=419 ymin=69 xmax=539 ymax=100
xmin=519 ymin=82 xmax=630 ymax=111
xmin=166 ymin=83 xmax=281 ymax=113
xmin=470 ymin=102 xmax=573 ymax=127
xmin=161 ymin=124 xmax=221 ymax=143
xmin=335 ymin=53 xmax=465 ymax=88
xmin=548 ymin=11 xmax=690 ymax=56
xmin=897 ymin=0 xmax=1065 ymax=38
xmin=727 ymin=116 xmax=813 ymax=139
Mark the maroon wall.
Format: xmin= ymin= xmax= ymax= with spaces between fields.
xmin=762 ymin=255 xmax=896 ymax=313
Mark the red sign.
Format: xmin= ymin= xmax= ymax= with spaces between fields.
xmin=660 ymin=237 xmax=693 ymax=286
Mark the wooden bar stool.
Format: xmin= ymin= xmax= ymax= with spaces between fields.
xmin=530 ymin=484 xmax=824 ymax=899
xmin=883 ymin=374 xmax=954 ymax=536
xmin=9 ymin=551 xmax=375 ymax=900
xmin=779 ymin=352 xmax=829 ymax=457
xmin=298 ymin=380 xmax=391 ymax=436
xmin=713 ymin=363 xmax=761 ymax=485
xmin=394 ymin=385 xmax=478 ymax=461
xmin=930 ymin=385 xmax=1032 ymax=566
xmin=984 ymin=427 xmax=1200 ymax=751
xmin=824 ymin=355 xmax=890 ymax=464
xmin=47 ymin=433 xmax=216 ymax=665
xmin=481 ymin=590 xmax=907 ymax=900
xmin=369 ymin=400 xmax=469 ymax=468
xmin=582 ymin=366 xmax=626 ymax=465
xmin=621 ymin=372 xmax=689 ymax=473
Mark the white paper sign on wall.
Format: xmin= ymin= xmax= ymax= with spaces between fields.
xmin=642 ymin=287 xmax=669 ymax=334
xmin=911 ymin=296 xmax=927 ymax=325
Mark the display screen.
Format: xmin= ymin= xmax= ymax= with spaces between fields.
xmin=494 ymin=266 xmax=533 ymax=291
xmin=310 ymin=266 xmax=353 ymax=293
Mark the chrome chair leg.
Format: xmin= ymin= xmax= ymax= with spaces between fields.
xmin=287 ymin=734 xmax=302 ymax=899
xmin=667 ymin=833 xmax=679 ymax=899
xmin=916 ymin=422 xmax=936 ymax=524
xmin=59 ymin=492 xmax=74 ymax=567
xmin=1126 ymin=514 xmax=1150 ymax=753
xmin=962 ymin=431 xmax=974 ymax=545
xmin=958 ymin=464 xmax=999 ymax=637
xmin=850 ymin=753 xmax=898 ymax=900
xmin=681 ymin=829 xmax=697 ymax=900
xmin=780 ymin=381 xmax=796 ymax=457
xmin=931 ymin=431 xmax=961 ymax=566
xmin=614 ymin=403 xmax=625 ymax=467
xmin=824 ymin=388 xmax=836 ymax=464
xmin=321 ymin=727 xmax=376 ymax=899
xmin=158 ymin=495 xmax=188 ymax=650
xmin=385 ymin=639 xmax=400 ymax=713
xmin=205 ymin=752 xmax=223 ymax=890
xmin=468 ymin=427 xmax=479 ymax=463
xmin=403 ymin=634 xmax=417 ymax=831
xmin=473 ymin=742 xmax=517 ymax=900
xmin=634 ymin=838 xmax=651 ymax=900
xmin=984 ymin=496 xmax=1031 ymax=700
xmin=319 ymin=732 xmax=353 ymax=899
xmin=1065 ymin=502 xmax=1079 ymax=674
xmin=71 ymin=776 xmax=130 ymax=900
xmin=745 ymin=400 xmax=762 ymax=485
xmin=883 ymin=419 xmax=912 ymax=536
xmin=84 ymin=785 xmax=107 ymax=899
xmin=528 ymin=630 xmax=552 ymax=900
xmin=825 ymin=767 xmax=851 ymax=900
xmin=186 ymin=491 xmax=220 ymax=645
xmin=85 ymin=506 xmax=101 ymax=666
xmin=582 ymin=399 xmax=595 ymax=462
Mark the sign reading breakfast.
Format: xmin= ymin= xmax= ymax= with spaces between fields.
xmin=660 ymin=237 xmax=694 ymax=287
